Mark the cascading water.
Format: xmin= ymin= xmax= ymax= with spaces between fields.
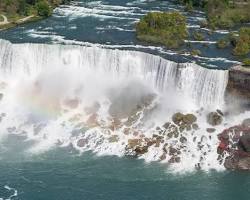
xmin=0 ymin=39 xmax=233 ymax=172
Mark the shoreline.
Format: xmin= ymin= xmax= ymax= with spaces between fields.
xmin=0 ymin=1 xmax=70 ymax=31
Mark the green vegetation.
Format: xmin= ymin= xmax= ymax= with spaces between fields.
xmin=206 ymin=0 xmax=250 ymax=29
xmin=136 ymin=12 xmax=188 ymax=48
xmin=216 ymin=28 xmax=250 ymax=56
xmin=233 ymin=27 xmax=250 ymax=56
xmin=0 ymin=0 xmax=70 ymax=29
xmin=192 ymin=31 xmax=204 ymax=41
xmin=177 ymin=0 xmax=250 ymax=29
xmin=35 ymin=1 xmax=51 ymax=17
xmin=243 ymin=58 xmax=250 ymax=67
xmin=190 ymin=49 xmax=201 ymax=56
xmin=216 ymin=38 xmax=229 ymax=49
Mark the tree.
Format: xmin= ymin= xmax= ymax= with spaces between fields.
xmin=35 ymin=0 xmax=52 ymax=17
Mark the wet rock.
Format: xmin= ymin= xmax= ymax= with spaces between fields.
xmin=242 ymin=119 xmax=250 ymax=128
xmin=206 ymin=128 xmax=216 ymax=133
xmin=238 ymin=157 xmax=250 ymax=170
xmin=169 ymin=147 xmax=178 ymax=155
xmin=163 ymin=122 xmax=171 ymax=129
xmin=169 ymin=156 xmax=181 ymax=163
xmin=192 ymin=123 xmax=199 ymax=130
xmin=207 ymin=112 xmax=223 ymax=126
xmin=77 ymin=139 xmax=88 ymax=147
xmin=159 ymin=153 xmax=166 ymax=161
xmin=108 ymin=135 xmax=119 ymax=143
xmin=180 ymin=136 xmax=187 ymax=143
xmin=127 ymin=139 xmax=142 ymax=148
xmin=216 ymin=109 xmax=224 ymax=116
xmin=134 ymin=146 xmax=148 ymax=155
xmin=238 ymin=133 xmax=250 ymax=152
xmin=224 ymin=156 xmax=250 ymax=170
xmin=172 ymin=113 xmax=197 ymax=126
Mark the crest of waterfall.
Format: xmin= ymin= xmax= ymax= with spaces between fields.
xmin=0 ymin=39 xmax=228 ymax=108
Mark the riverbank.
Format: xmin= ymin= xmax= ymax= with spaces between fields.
xmin=0 ymin=0 xmax=70 ymax=30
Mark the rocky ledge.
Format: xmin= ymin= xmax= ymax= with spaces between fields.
xmin=226 ymin=65 xmax=250 ymax=107
xmin=218 ymin=119 xmax=250 ymax=170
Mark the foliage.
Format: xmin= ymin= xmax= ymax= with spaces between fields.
xmin=35 ymin=0 xmax=51 ymax=17
xmin=0 ymin=0 xmax=69 ymax=17
xmin=233 ymin=27 xmax=250 ymax=56
xmin=206 ymin=0 xmax=250 ymax=29
xmin=243 ymin=58 xmax=250 ymax=67
xmin=190 ymin=49 xmax=201 ymax=56
xmin=216 ymin=38 xmax=229 ymax=49
xmin=192 ymin=31 xmax=204 ymax=41
xmin=136 ymin=12 xmax=188 ymax=48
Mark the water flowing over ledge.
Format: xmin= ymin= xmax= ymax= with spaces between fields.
xmin=0 ymin=39 xmax=228 ymax=108
xmin=0 ymin=39 xmax=234 ymax=172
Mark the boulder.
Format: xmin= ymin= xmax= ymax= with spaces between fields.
xmin=172 ymin=113 xmax=197 ymax=126
xmin=224 ymin=156 xmax=250 ymax=170
xmin=206 ymin=128 xmax=216 ymax=133
xmin=207 ymin=112 xmax=223 ymax=126
xmin=77 ymin=139 xmax=88 ymax=147
xmin=108 ymin=135 xmax=119 ymax=143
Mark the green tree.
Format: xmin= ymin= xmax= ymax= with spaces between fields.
xmin=35 ymin=0 xmax=52 ymax=17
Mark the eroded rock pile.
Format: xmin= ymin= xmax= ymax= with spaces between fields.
xmin=218 ymin=118 xmax=250 ymax=170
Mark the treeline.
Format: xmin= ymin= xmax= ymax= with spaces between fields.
xmin=0 ymin=0 xmax=70 ymax=17
xmin=177 ymin=0 xmax=250 ymax=29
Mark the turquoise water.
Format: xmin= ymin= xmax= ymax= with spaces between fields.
xmin=1 ymin=148 xmax=250 ymax=200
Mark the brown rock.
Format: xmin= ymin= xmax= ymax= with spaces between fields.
xmin=77 ymin=139 xmax=88 ymax=147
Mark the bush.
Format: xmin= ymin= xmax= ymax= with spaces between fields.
xmin=243 ymin=58 xmax=250 ymax=67
xmin=136 ymin=12 xmax=188 ymax=49
xmin=233 ymin=27 xmax=250 ymax=56
xmin=35 ymin=0 xmax=52 ymax=17
xmin=191 ymin=49 xmax=201 ymax=56
xmin=216 ymin=38 xmax=229 ymax=49
xmin=193 ymin=31 xmax=204 ymax=41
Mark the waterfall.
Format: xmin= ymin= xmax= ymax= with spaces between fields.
xmin=0 ymin=39 xmax=228 ymax=108
xmin=0 ymin=39 xmax=232 ymax=171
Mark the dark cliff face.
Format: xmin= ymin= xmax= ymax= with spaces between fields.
xmin=226 ymin=65 xmax=250 ymax=108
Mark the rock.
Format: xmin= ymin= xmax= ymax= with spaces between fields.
xmin=224 ymin=156 xmax=250 ymax=170
xmin=238 ymin=157 xmax=250 ymax=170
xmin=127 ymin=139 xmax=142 ymax=148
xmin=163 ymin=122 xmax=171 ymax=129
xmin=172 ymin=113 xmax=197 ymax=126
xmin=169 ymin=156 xmax=181 ymax=163
xmin=77 ymin=139 xmax=88 ymax=147
xmin=206 ymin=128 xmax=216 ymax=133
xmin=108 ymin=135 xmax=119 ymax=143
xmin=226 ymin=65 xmax=250 ymax=106
xmin=169 ymin=147 xmax=178 ymax=155
xmin=216 ymin=109 xmax=224 ymax=116
xmin=160 ymin=153 xmax=166 ymax=161
xmin=238 ymin=133 xmax=250 ymax=152
xmin=180 ymin=136 xmax=187 ymax=143
xmin=134 ymin=146 xmax=148 ymax=155
xmin=207 ymin=112 xmax=223 ymax=126
xmin=192 ymin=123 xmax=199 ymax=130
xmin=172 ymin=112 xmax=184 ymax=125
xmin=242 ymin=119 xmax=250 ymax=127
